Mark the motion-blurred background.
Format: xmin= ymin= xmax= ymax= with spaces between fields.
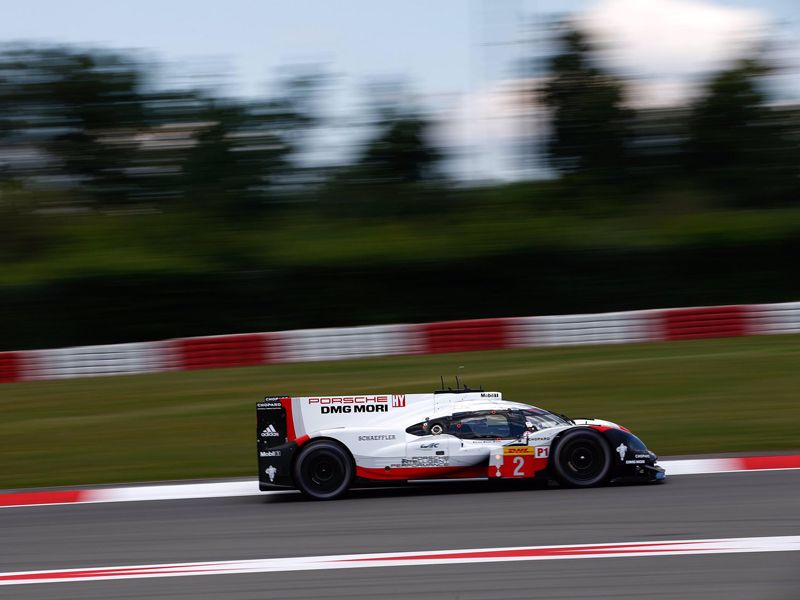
xmin=1 ymin=0 xmax=798 ymax=350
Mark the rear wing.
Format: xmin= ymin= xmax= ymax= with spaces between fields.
xmin=257 ymin=397 xmax=295 ymax=488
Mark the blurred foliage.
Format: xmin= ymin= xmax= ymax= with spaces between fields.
xmin=0 ymin=47 xmax=147 ymax=207
xmin=357 ymin=116 xmax=442 ymax=184
xmin=686 ymin=59 xmax=800 ymax=206
xmin=0 ymin=45 xmax=315 ymax=213
xmin=542 ymin=26 xmax=800 ymax=207
xmin=0 ymin=33 xmax=798 ymax=348
xmin=543 ymin=26 xmax=634 ymax=184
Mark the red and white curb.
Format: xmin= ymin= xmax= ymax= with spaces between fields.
xmin=2 ymin=535 xmax=800 ymax=586
xmin=2 ymin=454 xmax=799 ymax=510
xmin=658 ymin=454 xmax=800 ymax=475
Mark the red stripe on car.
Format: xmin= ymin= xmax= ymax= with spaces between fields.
xmin=279 ymin=397 xmax=296 ymax=441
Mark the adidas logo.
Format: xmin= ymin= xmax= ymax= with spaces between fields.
xmin=261 ymin=424 xmax=280 ymax=437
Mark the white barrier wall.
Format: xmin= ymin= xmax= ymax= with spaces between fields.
xmin=274 ymin=324 xmax=421 ymax=363
xmin=510 ymin=310 xmax=658 ymax=347
xmin=3 ymin=301 xmax=799 ymax=383
xmin=21 ymin=341 xmax=171 ymax=380
xmin=748 ymin=301 xmax=800 ymax=335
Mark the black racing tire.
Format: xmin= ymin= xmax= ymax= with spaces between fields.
xmin=551 ymin=429 xmax=612 ymax=488
xmin=293 ymin=441 xmax=354 ymax=500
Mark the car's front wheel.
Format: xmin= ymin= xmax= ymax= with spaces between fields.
xmin=293 ymin=441 xmax=354 ymax=500
xmin=551 ymin=429 xmax=611 ymax=487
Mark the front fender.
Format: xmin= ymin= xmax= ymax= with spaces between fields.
xmin=551 ymin=426 xmax=663 ymax=483
xmin=597 ymin=428 xmax=663 ymax=482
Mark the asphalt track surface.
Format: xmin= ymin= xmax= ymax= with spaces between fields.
xmin=2 ymin=471 xmax=799 ymax=599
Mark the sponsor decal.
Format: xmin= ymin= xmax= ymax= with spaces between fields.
xmin=392 ymin=395 xmax=406 ymax=407
xmin=420 ymin=442 xmax=440 ymax=449
xmin=625 ymin=459 xmax=646 ymax=464
xmin=616 ymin=443 xmax=628 ymax=461
xmin=308 ymin=396 xmax=388 ymax=405
xmin=635 ymin=453 xmax=651 ymax=459
xmin=535 ymin=446 xmax=549 ymax=459
xmin=259 ymin=450 xmax=281 ymax=457
xmin=257 ymin=401 xmax=282 ymax=409
xmin=308 ymin=396 xmax=397 ymax=413
xmin=321 ymin=405 xmax=388 ymax=414
xmin=261 ymin=425 xmax=280 ymax=438
xmin=480 ymin=392 xmax=500 ymax=398
xmin=258 ymin=396 xmax=285 ymax=409
xmin=503 ymin=446 xmax=535 ymax=456
xmin=358 ymin=434 xmax=397 ymax=442
xmin=265 ymin=465 xmax=278 ymax=483
xmin=391 ymin=457 xmax=449 ymax=468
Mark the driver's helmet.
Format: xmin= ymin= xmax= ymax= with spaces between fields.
xmin=525 ymin=415 xmax=541 ymax=431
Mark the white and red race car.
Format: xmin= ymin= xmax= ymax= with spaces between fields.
xmin=257 ymin=388 xmax=665 ymax=499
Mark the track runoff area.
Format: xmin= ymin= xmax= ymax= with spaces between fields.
xmin=1 ymin=453 xmax=799 ymax=590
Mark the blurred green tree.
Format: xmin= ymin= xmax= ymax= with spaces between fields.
xmin=181 ymin=99 xmax=287 ymax=215
xmin=180 ymin=76 xmax=320 ymax=216
xmin=0 ymin=47 xmax=147 ymax=207
xmin=685 ymin=58 xmax=800 ymax=206
xmin=358 ymin=115 xmax=442 ymax=184
xmin=318 ymin=78 xmax=445 ymax=218
xmin=0 ymin=47 xmax=321 ymax=213
xmin=542 ymin=26 xmax=634 ymax=184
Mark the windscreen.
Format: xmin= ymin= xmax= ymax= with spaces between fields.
xmin=524 ymin=408 xmax=571 ymax=430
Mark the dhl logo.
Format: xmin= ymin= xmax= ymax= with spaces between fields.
xmin=503 ymin=446 xmax=535 ymax=455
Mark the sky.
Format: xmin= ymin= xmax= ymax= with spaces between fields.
xmin=2 ymin=0 xmax=798 ymax=179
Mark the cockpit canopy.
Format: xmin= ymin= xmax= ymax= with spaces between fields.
xmin=406 ymin=407 xmax=571 ymax=439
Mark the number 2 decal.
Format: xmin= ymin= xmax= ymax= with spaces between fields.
xmin=512 ymin=456 xmax=525 ymax=477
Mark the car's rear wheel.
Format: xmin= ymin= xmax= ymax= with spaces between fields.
xmin=551 ymin=429 xmax=611 ymax=487
xmin=293 ymin=441 xmax=354 ymax=500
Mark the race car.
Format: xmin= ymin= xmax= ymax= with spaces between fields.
xmin=256 ymin=387 xmax=665 ymax=500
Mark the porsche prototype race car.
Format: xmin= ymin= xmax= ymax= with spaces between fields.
xmin=256 ymin=388 xmax=665 ymax=499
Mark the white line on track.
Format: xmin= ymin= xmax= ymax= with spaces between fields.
xmin=2 ymin=536 xmax=800 ymax=586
